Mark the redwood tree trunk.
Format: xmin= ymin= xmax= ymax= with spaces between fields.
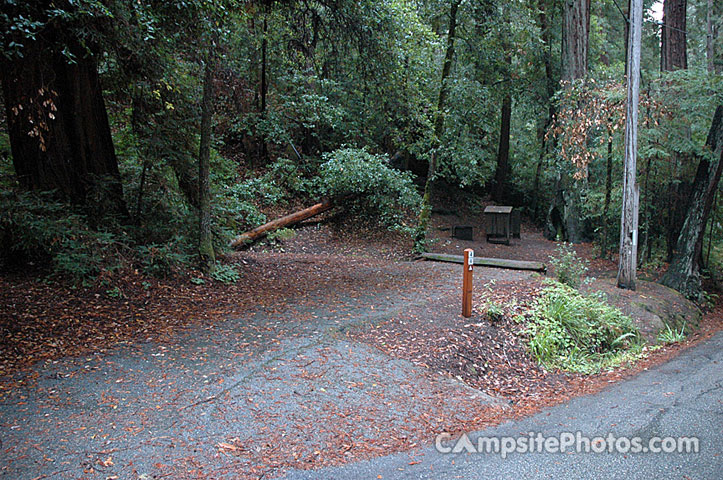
xmin=548 ymin=0 xmax=590 ymax=243
xmin=493 ymin=92 xmax=512 ymax=203
xmin=2 ymin=35 xmax=126 ymax=219
xmin=661 ymin=0 xmax=688 ymax=72
xmin=662 ymin=106 xmax=723 ymax=298
xmin=533 ymin=0 xmax=557 ymax=220
xmin=562 ymin=0 xmax=591 ymax=82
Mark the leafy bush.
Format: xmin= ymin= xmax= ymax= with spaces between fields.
xmin=135 ymin=237 xmax=191 ymax=278
xmin=549 ymin=243 xmax=589 ymax=288
xmin=0 ymin=190 xmax=122 ymax=280
xmin=315 ymin=147 xmax=422 ymax=233
xmin=526 ymin=281 xmax=642 ymax=374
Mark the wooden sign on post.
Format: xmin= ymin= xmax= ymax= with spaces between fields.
xmin=462 ymin=248 xmax=473 ymax=317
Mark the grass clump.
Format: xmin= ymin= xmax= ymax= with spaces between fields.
xmin=657 ymin=323 xmax=687 ymax=344
xmin=526 ymin=281 xmax=643 ymax=374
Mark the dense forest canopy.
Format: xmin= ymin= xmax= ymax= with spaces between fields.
xmin=0 ymin=0 xmax=721 ymax=297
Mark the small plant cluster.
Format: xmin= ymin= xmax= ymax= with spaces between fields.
xmin=657 ymin=323 xmax=687 ymax=344
xmin=549 ymin=242 xmax=589 ymax=288
xmin=209 ymin=263 xmax=241 ymax=284
xmin=526 ymin=281 xmax=642 ymax=374
xmin=0 ymin=190 xmax=195 ymax=281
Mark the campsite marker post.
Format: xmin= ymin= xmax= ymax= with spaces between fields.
xmin=462 ymin=248 xmax=473 ymax=317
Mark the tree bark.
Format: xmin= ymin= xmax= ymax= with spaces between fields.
xmin=415 ymin=0 xmax=461 ymax=252
xmin=533 ymin=0 xmax=557 ymax=221
xmin=617 ymin=0 xmax=643 ymax=290
xmin=601 ymin=129 xmax=613 ymax=258
xmin=198 ymin=48 xmax=216 ymax=273
xmin=562 ymin=0 xmax=591 ymax=81
xmin=708 ymin=0 xmax=720 ymax=74
xmin=2 ymin=29 xmax=126 ymax=219
xmin=662 ymin=106 xmax=723 ymax=298
xmin=493 ymin=92 xmax=512 ymax=202
xmin=661 ymin=0 xmax=688 ymax=72
xmin=547 ymin=0 xmax=590 ymax=243
xmin=259 ymin=13 xmax=269 ymax=162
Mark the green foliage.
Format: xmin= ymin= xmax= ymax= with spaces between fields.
xmin=135 ymin=238 xmax=191 ymax=278
xmin=526 ymin=282 xmax=643 ymax=374
xmin=0 ymin=190 xmax=122 ymax=280
xmin=549 ymin=243 xmax=589 ymax=288
xmin=316 ymin=147 xmax=422 ymax=233
xmin=267 ymin=228 xmax=296 ymax=243
xmin=657 ymin=323 xmax=687 ymax=345
xmin=209 ymin=263 xmax=240 ymax=284
xmin=485 ymin=302 xmax=504 ymax=322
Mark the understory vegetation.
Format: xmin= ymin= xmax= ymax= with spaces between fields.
xmin=1 ymin=1 xmax=721 ymax=294
xmin=526 ymin=281 xmax=643 ymax=374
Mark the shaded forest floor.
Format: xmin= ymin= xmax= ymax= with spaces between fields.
xmin=1 ymin=201 xmax=722 ymax=479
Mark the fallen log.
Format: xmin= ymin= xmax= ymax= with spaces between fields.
xmin=421 ymin=252 xmax=546 ymax=273
xmin=230 ymin=198 xmax=334 ymax=249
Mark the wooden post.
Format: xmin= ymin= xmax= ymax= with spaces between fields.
xmin=462 ymin=248 xmax=474 ymax=317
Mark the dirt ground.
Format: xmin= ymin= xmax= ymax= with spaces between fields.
xmin=1 ymin=204 xmax=721 ymax=479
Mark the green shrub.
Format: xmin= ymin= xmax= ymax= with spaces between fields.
xmin=526 ymin=281 xmax=643 ymax=374
xmin=267 ymin=227 xmax=296 ymax=243
xmin=135 ymin=237 xmax=191 ymax=278
xmin=0 ymin=190 xmax=122 ymax=280
xmin=549 ymin=243 xmax=589 ymax=288
xmin=315 ymin=147 xmax=422 ymax=233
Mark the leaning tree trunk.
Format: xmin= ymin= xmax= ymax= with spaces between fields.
xmin=662 ymin=106 xmax=723 ymax=299
xmin=198 ymin=48 xmax=216 ymax=274
xmin=2 ymin=35 xmax=126 ymax=219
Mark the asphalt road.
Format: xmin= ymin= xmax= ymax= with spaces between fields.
xmin=284 ymin=330 xmax=723 ymax=480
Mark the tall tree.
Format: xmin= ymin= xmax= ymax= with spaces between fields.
xmin=532 ymin=0 xmax=557 ymax=219
xmin=1 ymin=1 xmax=127 ymax=219
xmin=660 ymin=0 xmax=689 ymax=261
xmin=415 ymin=0 xmax=461 ymax=252
xmin=617 ymin=0 xmax=643 ymax=290
xmin=707 ymin=0 xmax=720 ymax=73
xmin=546 ymin=0 xmax=590 ymax=243
xmin=662 ymin=106 xmax=723 ymax=298
xmin=198 ymin=46 xmax=216 ymax=273
xmin=661 ymin=0 xmax=688 ymax=72
xmin=562 ymin=0 xmax=591 ymax=81
xmin=492 ymin=5 xmax=513 ymax=203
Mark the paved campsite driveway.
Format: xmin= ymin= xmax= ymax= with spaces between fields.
xmin=285 ymin=331 xmax=723 ymax=480
xmin=1 ymin=259 xmax=519 ymax=479
xmin=1 ymin=254 xmax=720 ymax=480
